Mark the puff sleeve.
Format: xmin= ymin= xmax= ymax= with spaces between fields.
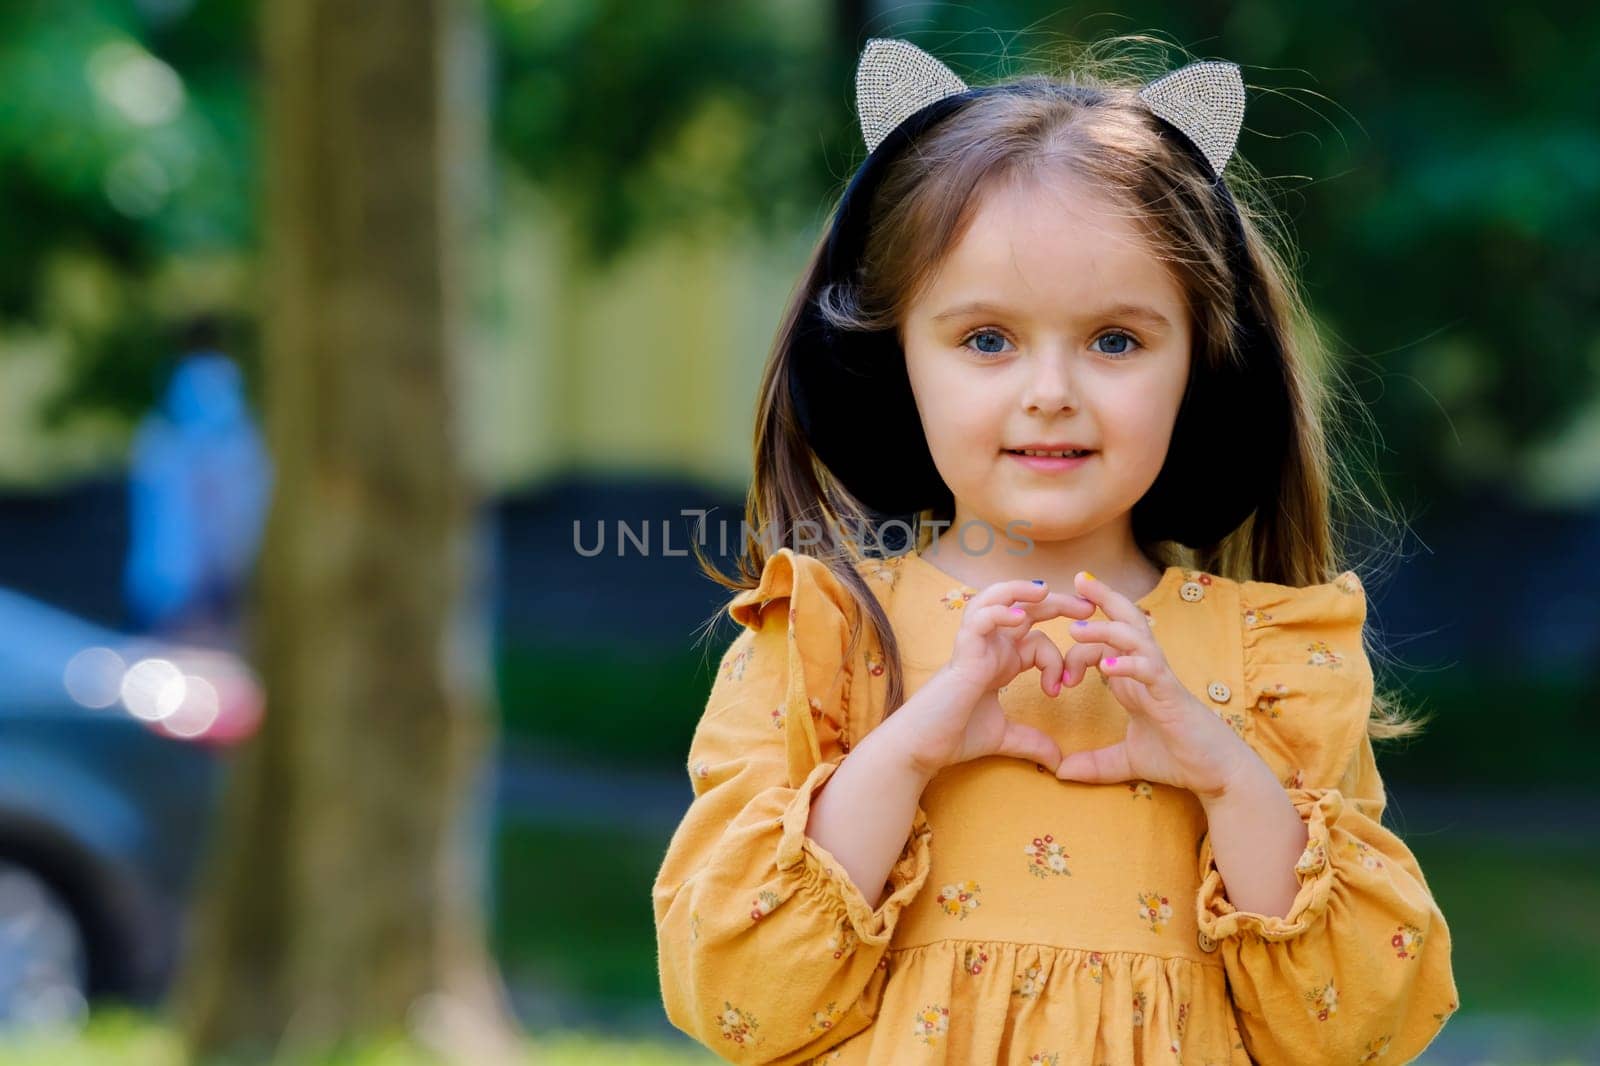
xmin=1194 ymin=573 xmax=1460 ymax=1065
xmin=652 ymin=548 xmax=934 ymax=1064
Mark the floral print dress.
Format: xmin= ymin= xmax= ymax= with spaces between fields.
xmin=653 ymin=548 xmax=1459 ymax=1064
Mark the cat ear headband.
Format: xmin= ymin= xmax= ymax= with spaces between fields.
xmin=787 ymin=38 xmax=1293 ymax=547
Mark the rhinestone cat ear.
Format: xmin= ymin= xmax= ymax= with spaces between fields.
xmin=855 ymin=37 xmax=968 ymax=153
xmin=1136 ymin=60 xmax=1246 ymax=179
xmin=854 ymin=39 xmax=1246 ymax=178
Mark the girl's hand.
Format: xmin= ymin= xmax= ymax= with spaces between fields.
xmin=1054 ymin=571 xmax=1258 ymax=800
xmin=903 ymin=579 xmax=1095 ymax=777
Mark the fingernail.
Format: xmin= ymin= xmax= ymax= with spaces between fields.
xmin=1071 ymin=620 xmax=1087 ymax=628
xmin=1011 ymin=606 xmax=1025 ymax=615
xmin=1031 ymin=579 xmax=1046 ymax=585
xmin=1104 ymin=656 xmax=1118 ymax=667
xmin=1081 ymin=571 xmax=1097 ymax=582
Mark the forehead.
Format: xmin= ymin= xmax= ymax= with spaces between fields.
xmin=913 ymin=171 xmax=1186 ymax=316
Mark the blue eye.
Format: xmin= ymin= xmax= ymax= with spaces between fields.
xmin=960 ymin=328 xmax=1013 ymax=357
xmin=960 ymin=328 xmax=1143 ymax=359
xmin=1092 ymin=330 xmax=1141 ymax=359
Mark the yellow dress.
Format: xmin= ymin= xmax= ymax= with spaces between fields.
xmin=653 ymin=547 xmax=1459 ymax=1065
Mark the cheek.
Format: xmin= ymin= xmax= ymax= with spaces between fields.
xmin=1101 ymin=390 xmax=1182 ymax=464
xmin=918 ymin=382 xmax=1003 ymax=462
xmin=907 ymin=353 xmax=976 ymax=436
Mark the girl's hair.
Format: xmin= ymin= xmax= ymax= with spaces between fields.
xmin=693 ymin=38 xmax=1427 ymax=746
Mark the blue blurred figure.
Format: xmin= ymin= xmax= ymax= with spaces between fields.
xmin=123 ymin=318 xmax=272 ymax=648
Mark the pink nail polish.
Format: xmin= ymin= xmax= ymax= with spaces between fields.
xmin=1104 ymin=656 xmax=1118 ymax=667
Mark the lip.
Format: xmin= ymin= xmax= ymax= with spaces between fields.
xmin=1008 ymin=443 xmax=1096 ymax=452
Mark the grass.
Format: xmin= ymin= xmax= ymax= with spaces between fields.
xmin=1407 ymin=831 xmax=1600 ymax=1021
xmin=491 ymin=820 xmax=668 ymax=1011
xmin=496 ymin=637 xmax=717 ymax=768
xmin=0 ymin=1008 xmax=721 ymax=1064
xmin=488 ymin=816 xmax=1600 ymax=1028
xmin=2 ymin=779 xmax=1589 ymax=1064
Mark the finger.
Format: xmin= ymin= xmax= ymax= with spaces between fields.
xmin=994 ymin=718 xmax=1064 ymax=772
xmin=1055 ymin=740 xmax=1133 ymax=784
xmin=970 ymin=579 xmax=1052 ymax=610
xmin=1096 ymin=652 xmax=1157 ymax=686
xmin=1017 ymin=591 xmax=1093 ymax=624
xmin=1015 ymin=630 xmax=1066 ymax=696
xmin=1062 ymin=640 xmax=1110 ymax=686
xmin=1074 ymin=570 xmax=1139 ymax=626
xmin=968 ymin=602 xmax=1035 ymax=638
xmin=1036 ymin=589 xmax=1100 ymax=624
xmin=1065 ymin=617 xmax=1145 ymax=655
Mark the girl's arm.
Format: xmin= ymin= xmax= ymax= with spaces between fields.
xmin=805 ymin=670 xmax=976 ymax=910
xmin=652 ymin=550 xmax=934 ymax=1065
xmin=1194 ymin=576 xmax=1459 ymax=1064
xmin=1196 ymin=733 xmax=1458 ymax=1063
xmin=1196 ymin=758 xmax=1310 ymax=919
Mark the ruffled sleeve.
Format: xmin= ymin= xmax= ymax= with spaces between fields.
xmin=652 ymin=548 xmax=934 ymax=1064
xmin=1194 ymin=572 xmax=1460 ymax=1064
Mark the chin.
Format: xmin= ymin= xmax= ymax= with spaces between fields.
xmin=1009 ymin=516 xmax=1100 ymax=543
xmin=975 ymin=503 xmax=1100 ymax=542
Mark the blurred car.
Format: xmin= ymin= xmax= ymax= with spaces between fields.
xmin=0 ymin=586 xmax=263 ymax=1031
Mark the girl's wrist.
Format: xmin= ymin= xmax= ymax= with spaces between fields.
xmin=867 ymin=705 xmax=945 ymax=784
xmin=930 ymin=662 xmax=991 ymax=706
xmin=874 ymin=665 xmax=987 ymax=780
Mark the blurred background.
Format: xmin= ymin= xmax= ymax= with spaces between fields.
xmin=0 ymin=0 xmax=1596 ymax=1063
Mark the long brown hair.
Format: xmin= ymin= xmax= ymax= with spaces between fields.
xmin=692 ymin=39 xmax=1426 ymax=745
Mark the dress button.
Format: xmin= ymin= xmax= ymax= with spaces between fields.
xmin=1207 ymin=681 xmax=1231 ymax=703
xmin=1197 ymin=929 xmax=1218 ymax=953
xmin=1179 ymin=580 xmax=1205 ymax=602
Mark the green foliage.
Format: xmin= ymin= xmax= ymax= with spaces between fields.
xmin=4 ymin=0 xmax=1597 ymax=499
xmin=488 ymin=0 xmax=851 ymax=269
xmin=494 ymin=638 xmax=1600 ymax=788
xmin=1372 ymin=669 xmax=1599 ymax=788
xmin=0 ymin=0 xmax=258 ymax=422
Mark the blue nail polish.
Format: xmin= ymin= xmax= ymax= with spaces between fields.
xmin=1031 ymin=579 xmax=1045 ymax=585
xmin=1071 ymin=620 xmax=1087 ymax=628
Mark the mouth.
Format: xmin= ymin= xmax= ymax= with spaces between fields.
xmin=1004 ymin=447 xmax=1095 ymax=458
xmin=1003 ymin=447 xmax=1096 ymax=471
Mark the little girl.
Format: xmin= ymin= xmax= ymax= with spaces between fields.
xmin=653 ymin=36 xmax=1459 ymax=1065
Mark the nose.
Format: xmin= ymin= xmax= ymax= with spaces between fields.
xmin=1021 ymin=348 xmax=1077 ymax=415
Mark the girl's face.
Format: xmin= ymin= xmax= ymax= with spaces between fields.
xmin=901 ymin=172 xmax=1193 ymax=549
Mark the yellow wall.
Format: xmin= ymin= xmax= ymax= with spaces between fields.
xmin=476 ymin=173 xmax=813 ymax=496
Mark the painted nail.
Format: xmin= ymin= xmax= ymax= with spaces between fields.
xmin=1071 ymin=620 xmax=1087 ymax=628
xmin=1011 ymin=606 xmax=1025 ymax=615
xmin=1031 ymin=579 xmax=1046 ymax=585
xmin=1082 ymin=571 xmax=1097 ymax=581
xmin=1104 ymin=656 xmax=1118 ymax=667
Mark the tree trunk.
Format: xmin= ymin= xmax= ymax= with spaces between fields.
xmin=172 ymin=0 xmax=519 ymax=1061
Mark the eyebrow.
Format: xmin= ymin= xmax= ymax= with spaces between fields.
xmin=931 ymin=299 xmax=1174 ymax=331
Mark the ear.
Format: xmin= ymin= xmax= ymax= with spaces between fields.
xmin=855 ymin=37 xmax=968 ymax=154
xmin=1137 ymin=60 xmax=1246 ymax=178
